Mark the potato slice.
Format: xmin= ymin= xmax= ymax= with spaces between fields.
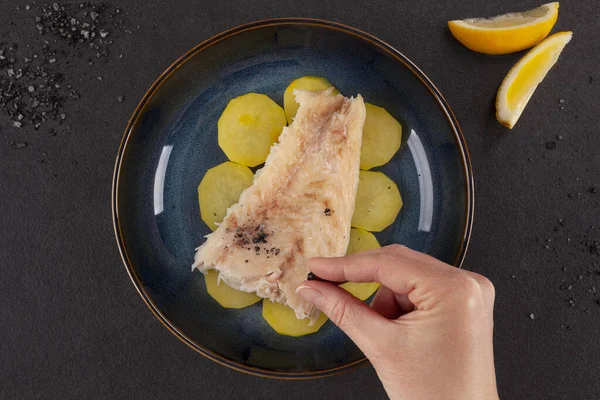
xmin=351 ymin=170 xmax=403 ymax=232
xmin=198 ymin=162 xmax=254 ymax=231
xmin=346 ymin=228 xmax=381 ymax=254
xmin=262 ymin=300 xmax=328 ymax=337
xmin=218 ymin=93 xmax=286 ymax=167
xmin=340 ymin=229 xmax=381 ymax=300
xmin=360 ymin=103 xmax=403 ymax=170
xmin=204 ymin=270 xmax=261 ymax=309
xmin=283 ymin=76 xmax=338 ymax=123
xmin=341 ymin=282 xmax=381 ymax=302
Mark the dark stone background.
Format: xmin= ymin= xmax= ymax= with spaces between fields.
xmin=1 ymin=0 xmax=598 ymax=398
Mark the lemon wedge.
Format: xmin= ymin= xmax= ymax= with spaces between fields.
xmin=496 ymin=31 xmax=572 ymax=129
xmin=448 ymin=2 xmax=559 ymax=54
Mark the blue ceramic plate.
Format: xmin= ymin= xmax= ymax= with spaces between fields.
xmin=113 ymin=19 xmax=473 ymax=379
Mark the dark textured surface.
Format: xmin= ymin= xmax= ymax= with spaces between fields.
xmin=0 ymin=0 xmax=598 ymax=399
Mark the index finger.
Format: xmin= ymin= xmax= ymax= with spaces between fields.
xmin=307 ymin=244 xmax=455 ymax=294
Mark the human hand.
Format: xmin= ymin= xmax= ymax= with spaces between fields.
xmin=297 ymin=245 xmax=498 ymax=400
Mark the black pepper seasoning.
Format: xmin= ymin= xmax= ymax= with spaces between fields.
xmin=1 ymin=3 xmax=130 ymax=132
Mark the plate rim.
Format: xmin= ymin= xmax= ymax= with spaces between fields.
xmin=111 ymin=17 xmax=475 ymax=380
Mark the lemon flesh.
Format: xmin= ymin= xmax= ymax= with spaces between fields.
xmin=448 ymin=2 xmax=559 ymax=54
xmin=496 ymin=31 xmax=572 ymax=129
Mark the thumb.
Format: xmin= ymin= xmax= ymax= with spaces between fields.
xmin=297 ymin=281 xmax=389 ymax=351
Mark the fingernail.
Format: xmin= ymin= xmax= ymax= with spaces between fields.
xmin=296 ymin=285 xmax=322 ymax=303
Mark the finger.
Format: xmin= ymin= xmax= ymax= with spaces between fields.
xmin=297 ymin=281 xmax=390 ymax=351
xmin=308 ymin=245 xmax=454 ymax=294
xmin=380 ymin=244 xmax=448 ymax=267
xmin=370 ymin=286 xmax=402 ymax=319
xmin=463 ymin=270 xmax=496 ymax=309
xmin=394 ymin=292 xmax=415 ymax=314
xmin=370 ymin=287 xmax=415 ymax=319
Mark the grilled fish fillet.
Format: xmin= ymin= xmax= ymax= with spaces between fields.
xmin=192 ymin=89 xmax=366 ymax=323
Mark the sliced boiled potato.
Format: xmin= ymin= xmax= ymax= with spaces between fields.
xmin=340 ymin=229 xmax=381 ymax=300
xmin=351 ymin=170 xmax=403 ymax=232
xmin=204 ymin=270 xmax=261 ymax=309
xmin=283 ymin=76 xmax=338 ymax=123
xmin=262 ymin=300 xmax=328 ymax=337
xmin=341 ymin=282 xmax=381 ymax=301
xmin=218 ymin=93 xmax=286 ymax=167
xmin=360 ymin=103 xmax=403 ymax=170
xmin=346 ymin=228 xmax=381 ymax=254
xmin=198 ymin=161 xmax=254 ymax=231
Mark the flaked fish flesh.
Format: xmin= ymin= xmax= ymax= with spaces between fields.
xmin=192 ymin=89 xmax=366 ymax=323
